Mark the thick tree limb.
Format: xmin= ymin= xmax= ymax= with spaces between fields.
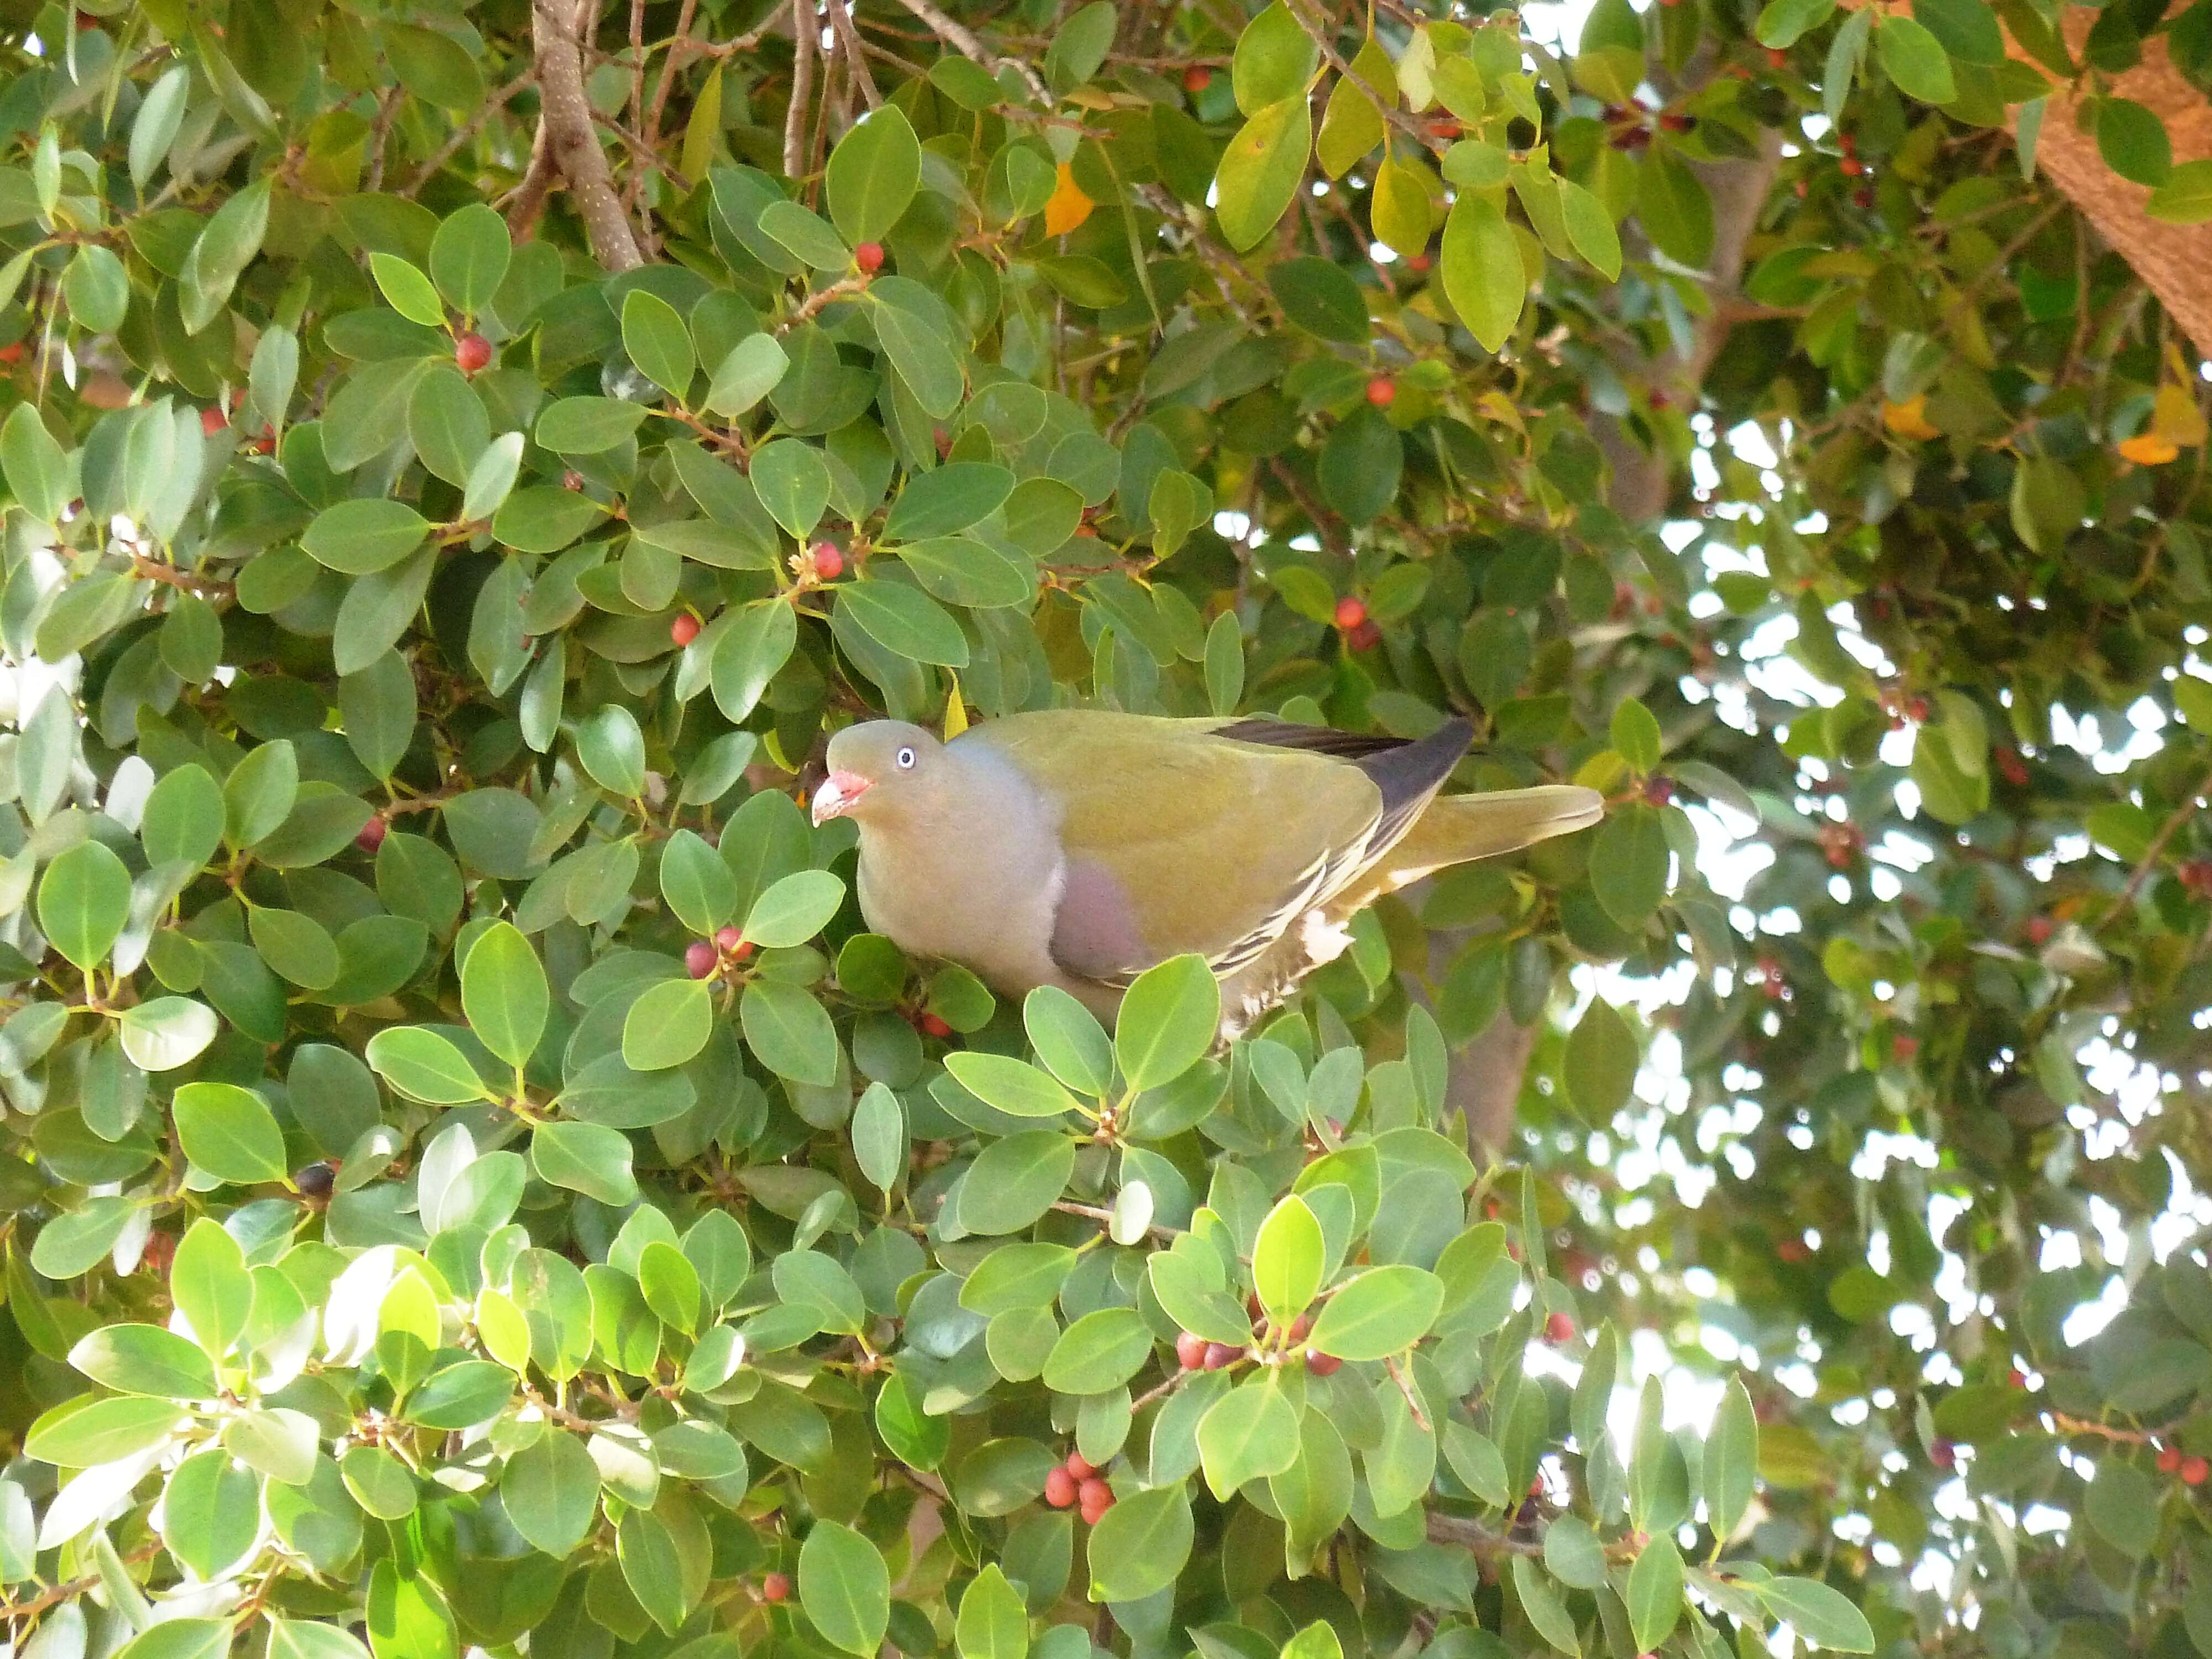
xmin=530 ymin=0 xmax=646 ymax=272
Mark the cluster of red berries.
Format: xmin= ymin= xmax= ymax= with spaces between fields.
xmin=686 ymin=927 xmax=757 ymax=979
xmin=2156 ymin=1443 xmax=2210 ymax=1484
xmin=1042 ymin=1451 xmax=1117 ymax=1522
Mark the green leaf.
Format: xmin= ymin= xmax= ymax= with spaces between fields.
xmin=2149 ymin=159 xmax=2212 ymax=225
xmin=705 ymin=333 xmax=790 ymax=417
xmin=1045 ymin=0 xmax=1118 ymax=92
xmin=624 ymin=977 xmax=716 ymax=1071
xmin=837 ymin=581 xmax=971 ymax=667
xmin=577 ymin=705 xmax=649 ymax=797
xmin=25 ymin=1395 xmax=186 ymax=1467
xmin=956 ymin=1563 xmax=1029 ymax=1659
xmin=1114 ymin=954 xmax=1219 ymax=1091
xmin=463 ymin=922 xmax=548 ymax=1070
xmin=713 ymin=599 xmax=800 ymax=722
xmin=114 ymin=1619 xmax=234 ymax=1659
xmin=1563 ymin=998 xmax=1639 ymax=1121
xmin=1214 ymin=97 xmax=1313 ymax=253
xmin=885 ymin=463 xmax=1015 ymax=541
xmin=959 ymin=1130 xmax=1078 ymax=1235
xmin=799 ymin=1520 xmax=890 ymax=1655
xmin=70 ymin=1323 xmax=219 ymax=1398
xmin=1876 ymin=14 xmax=1958 ymax=103
xmin=1042 ymin=1306 xmax=1154 ymax=1393
xmin=623 ymin=289 xmax=697 ymax=400
xmin=531 ymin=1119 xmax=638 ymax=1206
xmin=366 ymin=1026 xmax=492 ymax=1103
xmin=1252 ymin=1194 xmax=1324 ymax=1323
xmin=873 ymin=286 xmax=967 ymax=417
xmin=1635 ymin=147 xmax=1715 ymax=268
xmin=740 ymin=978 xmax=840 ymax=1084
xmin=1024 ymin=985 xmax=1113 ymax=1095
xmin=429 ymin=203 xmax=510 ymax=314
xmin=1441 ymin=195 xmax=1525 ymax=353
xmin=119 ymin=998 xmax=217 ymax=1072
xmin=744 ymin=869 xmax=848 ymax=947
xmin=1706 ymin=1376 xmax=1759 ymax=1540
xmin=1306 ymin=1264 xmax=1444 ymax=1360
xmin=502 ymin=1424 xmax=601 ymax=1556
xmin=945 ymin=1052 xmax=1085 ymax=1119
xmin=1610 ymin=696 xmax=1663 ymax=771
xmin=170 ymin=1217 xmax=251 ymax=1357
xmin=1 ymin=404 xmax=71 ymax=523
xmin=173 ymin=1081 xmax=288 ymax=1184
xmin=1086 ymin=1483 xmax=1193 ymax=1601
xmin=1591 ymin=804 xmax=1669 ymax=927
xmin=827 ymin=106 xmax=922 ymax=244
xmin=1232 ymin=3 xmax=1321 ymax=113
xmin=302 ymin=499 xmax=431 ymax=575
xmin=370 ymin=252 xmax=447 ymax=328
xmin=1754 ymin=1578 xmax=1877 ymax=1652
xmin=536 ymin=396 xmax=650 ymax=455
xmin=1756 ymin=0 xmax=1836 ymax=48
xmin=1626 ymin=1534 xmax=1684 ymax=1651
xmin=1197 ymin=1375 xmax=1298 ymax=1496
xmin=1556 ymin=176 xmax=1622 ymax=281
xmin=38 ymin=839 xmax=131 ymax=971
xmin=2096 ymin=96 xmax=2172 ymax=187
xmin=751 ymin=438 xmax=833 ymax=539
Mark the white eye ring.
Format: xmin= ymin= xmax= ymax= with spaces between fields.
xmin=896 ymin=746 xmax=916 ymax=770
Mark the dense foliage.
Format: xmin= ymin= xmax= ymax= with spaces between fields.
xmin=3 ymin=0 xmax=2212 ymax=1656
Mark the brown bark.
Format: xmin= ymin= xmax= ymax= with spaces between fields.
xmin=2021 ymin=13 xmax=2212 ymax=356
xmin=530 ymin=0 xmax=646 ymax=272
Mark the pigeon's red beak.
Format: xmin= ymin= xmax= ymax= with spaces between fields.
xmin=811 ymin=769 xmax=872 ymax=826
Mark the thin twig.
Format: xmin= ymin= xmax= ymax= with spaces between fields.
xmin=405 ymin=67 xmax=536 ymax=196
xmin=887 ymin=0 xmax=1050 ymax=103
xmin=641 ymin=0 xmax=702 ymax=170
xmin=507 ymin=120 xmax=556 ymax=240
xmin=363 ymin=87 xmax=403 ymax=192
xmin=1384 ymin=1353 xmax=1432 ymax=1432
xmin=132 ymin=555 xmax=233 ymax=601
xmin=2100 ymin=764 xmax=2212 ymax=926
xmin=785 ymin=0 xmax=816 ymax=179
xmin=1280 ymin=0 xmax=1442 ymax=160
xmin=1 ymin=1543 xmax=165 ymax=1624
xmin=825 ymin=0 xmax=881 ymax=110
xmin=778 ymin=273 xmax=873 ymax=331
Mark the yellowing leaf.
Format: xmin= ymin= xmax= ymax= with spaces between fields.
xmin=2117 ymin=432 xmax=2180 ymax=465
xmin=943 ymin=674 xmax=969 ymax=740
xmin=1044 ymin=164 xmax=1095 ymax=236
xmin=1317 ymin=41 xmax=1396 ymax=179
xmin=2150 ymin=380 xmax=2208 ymax=448
xmin=1882 ymin=395 xmax=1940 ymax=441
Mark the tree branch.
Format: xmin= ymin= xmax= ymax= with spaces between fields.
xmin=530 ymin=0 xmax=646 ymax=272
xmin=887 ymin=0 xmax=1050 ymax=105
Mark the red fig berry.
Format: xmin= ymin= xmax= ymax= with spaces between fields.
xmin=0 ymin=341 xmax=24 ymax=364
xmin=1065 ymin=1452 xmax=1097 ymax=1480
xmin=1288 ymin=1312 xmax=1312 ymax=1342
xmin=2186 ymin=1455 xmax=2210 ymax=1486
xmin=686 ymin=940 xmax=718 ymax=979
xmin=1044 ymin=1466 xmax=1078 ymax=1507
xmin=1839 ymin=156 xmax=1865 ymax=176
xmin=670 ymin=612 xmax=701 ymax=647
xmin=1365 ymin=375 xmax=1396 ymax=408
xmin=2158 ymin=1444 xmax=2182 ymax=1473
xmin=2007 ymin=1369 xmax=2027 ymax=1390
xmin=295 ymin=1161 xmax=336 ymax=1199
xmin=201 ymin=406 xmax=227 ymax=436
xmin=356 ymin=816 xmax=388 ymax=853
xmin=2025 ymin=915 xmax=2055 ymax=943
xmin=1334 ymin=596 xmax=1368 ymax=631
xmin=1176 ymin=1331 xmax=1208 ymax=1370
xmin=919 ymin=1013 xmax=953 ymax=1039
xmin=140 ymin=1230 xmax=176 ymax=1276
xmin=1347 ymin=620 xmax=1381 ymax=652
xmin=454 ymin=332 xmax=493 ymax=374
xmin=717 ymin=926 xmax=745 ymax=953
xmin=1543 ymin=1311 xmax=1575 ymax=1344
xmin=1892 ymin=1034 xmax=1919 ymax=1061
xmin=1839 ymin=131 xmax=1857 ymax=155
xmin=811 ymin=542 xmax=845 ymax=580
xmin=1929 ymin=1438 xmax=1956 ymax=1470
xmin=761 ymin=1572 xmax=791 ymax=1603
xmin=1305 ymin=1349 xmax=1342 ymax=1376
xmin=1766 ymin=46 xmax=1788 ymax=66
xmin=1184 ymin=65 xmax=1211 ymax=92
xmin=1404 ymin=253 xmax=1431 ymax=272
xmin=1076 ymin=1478 xmax=1112 ymax=1519
xmin=854 ymin=242 xmax=885 ymax=274
xmin=1853 ymin=186 xmax=1876 ymax=210
xmin=1202 ymin=1342 xmax=1238 ymax=1370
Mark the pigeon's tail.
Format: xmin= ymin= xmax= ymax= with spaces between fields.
xmin=1364 ymin=784 xmax=1605 ymax=893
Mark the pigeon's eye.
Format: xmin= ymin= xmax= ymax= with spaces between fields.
xmin=896 ymin=747 xmax=916 ymax=770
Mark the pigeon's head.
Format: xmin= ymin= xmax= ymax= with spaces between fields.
xmin=812 ymin=720 xmax=945 ymax=826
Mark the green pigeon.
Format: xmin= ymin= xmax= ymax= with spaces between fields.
xmin=810 ymin=709 xmax=1603 ymax=1037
